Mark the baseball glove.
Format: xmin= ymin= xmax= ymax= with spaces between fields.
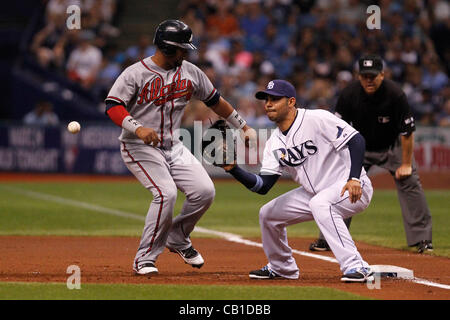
xmin=201 ymin=119 xmax=236 ymax=167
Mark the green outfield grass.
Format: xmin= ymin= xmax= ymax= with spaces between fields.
xmin=0 ymin=180 xmax=448 ymax=256
xmin=0 ymin=282 xmax=369 ymax=300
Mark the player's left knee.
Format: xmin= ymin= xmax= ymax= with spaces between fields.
xmin=202 ymin=185 xmax=215 ymax=203
xmin=189 ymin=181 xmax=215 ymax=204
xmin=308 ymin=196 xmax=331 ymax=221
xmin=309 ymin=196 xmax=327 ymax=213
xmin=259 ymin=202 xmax=276 ymax=223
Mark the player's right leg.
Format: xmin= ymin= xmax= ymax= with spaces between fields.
xmin=309 ymin=176 xmax=374 ymax=280
xmin=310 ymin=157 xmax=376 ymax=252
xmin=253 ymin=186 xmax=314 ymax=280
xmin=121 ymin=143 xmax=178 ymax=274
xmin=165 ymin=144 xmax=215 ymax=268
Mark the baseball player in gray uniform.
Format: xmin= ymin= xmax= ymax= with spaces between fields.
xmin=222 ymin=80 xmax=374 ymax=282
xmin=105 ymin=20 xmax=256 ymax=275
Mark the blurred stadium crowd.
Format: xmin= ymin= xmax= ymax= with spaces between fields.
xmin=24 ymin=0 xmax=449 ymax=128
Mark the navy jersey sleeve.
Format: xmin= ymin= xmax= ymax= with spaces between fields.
xmin=227 ymin=165 xmax=280 ymax=195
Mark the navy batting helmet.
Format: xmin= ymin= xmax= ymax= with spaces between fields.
xmin=153 ymin=20 xmax=196 ymax=56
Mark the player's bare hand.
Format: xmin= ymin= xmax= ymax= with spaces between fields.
xmin=136 ymin=127 xmax=160 ymax=147
xmin=395 ymin=164 xmax=412 ymax=180
xmin=241 ymin=125 xmax=257 ymax=148
xmin=222 ymin=162 xmax=237 ymax=172
xmin=341 ymin=180 xmax=362 ymax=203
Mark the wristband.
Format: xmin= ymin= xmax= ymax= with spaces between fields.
xmin=122 ymin=115 xmax=143 ymax=134
xmin=226 ymin=109 xmax=246 ymax=129
xmin=348 ymin=177 xmax=361 ymax=183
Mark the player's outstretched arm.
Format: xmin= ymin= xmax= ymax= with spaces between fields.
xmin=223 ymin=164 xmax=279 ymax=195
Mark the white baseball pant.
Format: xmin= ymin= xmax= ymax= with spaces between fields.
xmin=259 ymin=176 xmax=373 ymax=278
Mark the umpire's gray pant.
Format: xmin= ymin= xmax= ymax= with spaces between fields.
xmin=318 ymin=137 xmax=432 ymax=247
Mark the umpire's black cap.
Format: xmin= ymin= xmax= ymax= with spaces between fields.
xmin=358 ymin=54 xmax=383 ymax=75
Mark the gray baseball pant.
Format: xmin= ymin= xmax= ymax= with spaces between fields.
xmin=121 ymin=142 xmax=215 ymax=270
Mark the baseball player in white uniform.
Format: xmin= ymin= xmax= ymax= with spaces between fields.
xmin=222 ymin=79 xmax=374 ymax=282
xmin=105 ymin=20 xmax=256 ymax=276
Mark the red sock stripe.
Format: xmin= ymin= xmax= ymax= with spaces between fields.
xmin=123 ymin=143 xmax=164 ymax=268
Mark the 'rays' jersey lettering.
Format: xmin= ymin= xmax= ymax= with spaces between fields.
xmin=274 ymin=140 xmax=318 ymax=167
xmin=261 ymin=109 xmax=367 ymax=194
xmin=106 ymin=57 xmax=217 ymax=148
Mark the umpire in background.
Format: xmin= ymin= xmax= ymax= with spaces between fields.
xmin=309 ymin=54 xmax=433 ymax=254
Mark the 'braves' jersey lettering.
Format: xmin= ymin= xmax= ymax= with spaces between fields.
xmin=106 ymin=57 xmax=217 ymax=148
xmin=261 ymin=109 xmax=367 ymax=194
xmin=137 ymin=76 xmax=193 ymax=106
xmin=274 ymin=140 xmax=318 ymax=167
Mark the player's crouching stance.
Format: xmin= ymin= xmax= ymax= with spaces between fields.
xmin=105 ymin=20 xmax=256 ymax=276
xmin=221 ymin=80 xmax=374 ymax=283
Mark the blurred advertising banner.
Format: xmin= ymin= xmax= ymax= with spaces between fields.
xmin=0 ymin=124 xmax=128 ymax=174
xmin=0 ymin=124 xmax=449 ymax=174
xmin=414 ymin=127 xmax=450 ymax=171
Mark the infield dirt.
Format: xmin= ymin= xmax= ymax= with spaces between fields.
xmin=0 ymin=236 xmax=449 ymax=300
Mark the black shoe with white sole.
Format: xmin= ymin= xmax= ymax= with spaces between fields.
xmin=309 ymin=239 xmax=331 ymax=252
xmin=417 ymin=240 xmax=433 ymax=253
xmin=249 ymin=265 xmax=283 ymax=279
xmin=169 ymin=246 xmax=204 ymax=268
xmin=134 ymin=263 xmax=158 ymax=275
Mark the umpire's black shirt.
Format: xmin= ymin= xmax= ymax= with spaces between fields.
xmin=334 ymin=79 xmax=416 ymax=152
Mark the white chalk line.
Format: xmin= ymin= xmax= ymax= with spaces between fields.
xmin=2 ymin=185 xmax=449 ymax=291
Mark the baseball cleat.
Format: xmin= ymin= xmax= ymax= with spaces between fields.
xmin=416 ymin=240 xmax=433 ymax=253
xmin=134 ymin=263 xmax=158 ymax=276
xmin=341 ymin=267 xmax=374 ymax=283
xmin=249 ymin=265 xmax=283 ymax=279
xmin=309 ymin=239 xmax=331 ymax=252
xmin=169 ymin=246 xmax=204 ymax=268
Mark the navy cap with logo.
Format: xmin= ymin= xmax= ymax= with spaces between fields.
xmin=358 ymin=55 xmax=383 ymax=75
xmin=255 ymin=80 xmax=296 ymax=100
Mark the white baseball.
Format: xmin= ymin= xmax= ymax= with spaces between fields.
xmin=67 ymin=121 xmax=81 ymax=134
